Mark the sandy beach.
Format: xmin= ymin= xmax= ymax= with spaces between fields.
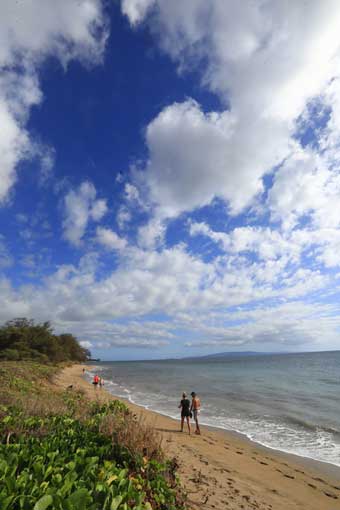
xmin=54 ymin=365 xmax=340 ymax=510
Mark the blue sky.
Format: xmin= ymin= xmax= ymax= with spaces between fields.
xmin=1 ymin=1 xmax=340 ymax=360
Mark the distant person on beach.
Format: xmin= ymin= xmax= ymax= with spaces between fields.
xmin=82 ymin=368 xmax=85 ymax=374
xmin=178 ymin=392 xmax=191 ymax=434
xmin=190 ymin=391 xmax=201 ymax=435
xmin=93 ymin=374 xmax=99 ymax=388
xmin=99 ymin=377 xmax=104 ymax=388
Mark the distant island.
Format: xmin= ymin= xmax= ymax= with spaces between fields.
xmin=183 ymin=351 xmax=270 ymax=360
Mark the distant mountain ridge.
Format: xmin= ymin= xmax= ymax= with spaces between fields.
xmin=184 ymin=351 xmax=269 ymax=360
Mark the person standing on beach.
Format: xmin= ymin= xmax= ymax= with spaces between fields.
xmin=178 ymin=392 xmax=191 ymax=434
xmin=93 ymin=374 xmax=99 ymax=389
xmin=190 ymin=391 xmax=201 ymax=435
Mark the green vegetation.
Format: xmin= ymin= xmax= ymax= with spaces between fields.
xmin=0 ymin=362 xmax=186 ymax=510
xmin=0 ymin=318 xmax=89 ymax=362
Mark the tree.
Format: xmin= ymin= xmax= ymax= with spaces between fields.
xmin=0 ymin=318 xmax=90 ymax=363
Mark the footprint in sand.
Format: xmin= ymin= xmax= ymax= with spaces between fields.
xmin=307 ymin=483 xmax=316 ymax=489
xmin=312 ymin=476 xmax=326 ymax=483
xmin=323 ymin=491 xmax=338 ymax=499
xmin=259 ymin=461 xmax=268 ymax=465
xmin=236 ymin=451 xmax=243 ymax=455
xmin=284 ymin=474 xmax=295 ymax=479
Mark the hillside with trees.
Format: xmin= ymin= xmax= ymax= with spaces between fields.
xmin=0 ymin=318 xmax=90 ymax=362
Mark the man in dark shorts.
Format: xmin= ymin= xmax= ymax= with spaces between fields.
xmin=178 ymin=392 xmax=191 ymax=434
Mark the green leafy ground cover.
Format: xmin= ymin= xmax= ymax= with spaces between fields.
xmin=0 ymin=362 xmax=186 ymax=510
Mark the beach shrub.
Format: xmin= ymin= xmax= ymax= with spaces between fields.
xmin=0 ymin=405 xmax=184 ymax=510
xmin=0 ymin=363 xmax=186 ymax=510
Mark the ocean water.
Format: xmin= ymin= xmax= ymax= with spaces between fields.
xmin=86 ymin=351 xmax=340 ymax=467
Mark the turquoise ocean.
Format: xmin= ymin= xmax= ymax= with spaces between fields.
xmin=87 ymin=351 xmax=340 ymax=467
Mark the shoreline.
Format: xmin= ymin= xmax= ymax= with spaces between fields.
xmin=101 ymin=389 xmax=340 ymax=480
xmin=87 ymin=365 xmax=340 ymax=478
xmin=55 ymin=365 xmax=340 ymax=510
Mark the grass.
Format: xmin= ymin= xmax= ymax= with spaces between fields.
xmin=0 ymin=362 xmax=186 ymax=510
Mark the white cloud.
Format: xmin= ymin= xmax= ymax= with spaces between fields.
xmin=0 ymin=248 xmax=339 ymax=350
xmin=0 ymin=239 xmax=335 ymax=337
xmin=145 ymin=99 xmax=275 ymax=217
xmin=0 ymin=237 xmax=13 ymax=269
xmin=189 ymin=222 xmax=302 ymax=263
xmin=123 ymin=1 xmax=340 ymax=218
xmin=0 ymin=73 xmax=36 ymax=203
xmin=96 ymin=227 xmax=127 ymax=251
xmin=121 ymin=0 xmax=155 ymax=26
xmin=90 ymin=199 xmax=108 ymax=221
xmin=125 ymin=183 xmax=140 ymax=203
xmin=0 ymin=0 xmax=107 ymax=203
xmin=117 ymin=206 xmax=131 ymax=230
xmin=3 ymin=1 xmax=340 ymax=354
xmin=137 ymin=218 xmax=166 ymax=249
xmin=184 ymin=301 xmax=340 ymax=351
xmin=0 ymin=0 xmax=107 ymax=69
xmin=62 ymin=181 xmax=108 ymax=246
xmin=79 ymin=340 xmax=93 ymax=350
xmin=73 ymin=319 xmax=172 ymax=348
xmin=268 ymin=147 xmax=340 ymax=230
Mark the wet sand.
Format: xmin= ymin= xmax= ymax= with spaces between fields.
xmin=54 ymin=365 xmax=340 ymax=510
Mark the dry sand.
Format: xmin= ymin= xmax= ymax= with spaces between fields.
xmin=54 ymin=365 xmax=340 ymax=510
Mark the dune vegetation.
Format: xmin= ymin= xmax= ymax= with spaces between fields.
xmin=0 ymin=362 xmax=186 ymax=510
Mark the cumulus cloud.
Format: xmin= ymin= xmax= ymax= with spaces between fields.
xmin=144 ymin=100 xmax=275 ymax=217
xmin=184 ymin=301 xmax=340 ymax=350
xmin=72 ymin=319 xmax=172 ymax=349
xmin=96 ymin=227 xmax=127 ymax=251
xmin=0 ymin=72 xmax=38 ymax=203
xmin=137 ymin=218 xmax=166 ymax=249
xmin=189 ymin=222 xmax=303 ymax=263
xmin=268 ymin=147 xmax=340 ymax=230
xmin=117 ymin=206 xmax=131 ymax=230
xmin=62 ymin=181 xmax=108 ymax=246
xmin=1 ymin=233 xmax=338 ymax=351
xmin=3 ymin=1 xmax=340 ymax=354
xmin=0 ymin=0 xmax=107 ymax=203
xmin=121 ymin=0 xmax=155 ymax=26
xmin=123 ymin=0 xmax=340 ymax=218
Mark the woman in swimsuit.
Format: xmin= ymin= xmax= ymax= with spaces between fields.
xmin=178 ymin=392 xmax=191 ymax=434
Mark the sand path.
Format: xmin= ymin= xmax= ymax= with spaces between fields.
xmin=54 ymin=365 xmax=340 ymax=510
